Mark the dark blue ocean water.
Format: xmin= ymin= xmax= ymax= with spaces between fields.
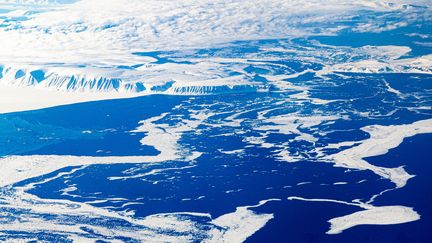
xmin=0 ymin=21 xmax=431 ymax=240
xmin=1 ymin=83 xmax=430 ymax=242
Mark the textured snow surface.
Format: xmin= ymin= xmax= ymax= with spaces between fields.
xmin=1 ymin=0 xmax=428 ymax=60
xmin=0 ymin=0 xmax=431 ymax=99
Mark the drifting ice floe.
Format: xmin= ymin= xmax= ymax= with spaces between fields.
xmin=324 ymin=118 xmax=432 ymax=188
xmin=284 ymin=118 xmax=432 ymax=234
xmin=288 ymin=196 xmax=420 ymax=234
xmin=327 ymin=206 xmax=420 ymax=234
xmin=0 ymin=185 xmax=276 ymax=242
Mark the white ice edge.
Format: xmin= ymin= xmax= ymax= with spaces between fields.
xmin=325 ymin=118 xmax=432 ymax=188
xmin=327 ymin=206 xmax=420 ymax=234
xmin=208 ymin=199 xmax=280 ymax=242
xmin=0 ymin=83 xmax=141 ymax=114
xmin=1 ymin=184 xmax=277 ymax=242
xmin=288 ymin=196 xmax=420 ymax=234
xmin=0 ymin=154 xmax=186 ymax=188
xmin=0 ymin=64 xmax=270 ymax=114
